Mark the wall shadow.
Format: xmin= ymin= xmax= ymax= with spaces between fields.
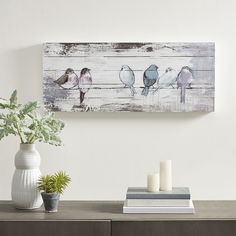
xmin=57 ymin=111 xmax=211 ymax=122
xmin=10 ymin=44 xmax=43 ymax=101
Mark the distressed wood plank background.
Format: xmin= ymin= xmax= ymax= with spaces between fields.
xmin=43 ymin=42 xmax=215 ymax=112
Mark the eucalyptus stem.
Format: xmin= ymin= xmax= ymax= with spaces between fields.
xmin=15 ymin=123 xmax=24 ymax=144
xmin=28 ymin=136 xmax=37 ymax=144
xmin=27 ymin=133 xmax=35 ymax=144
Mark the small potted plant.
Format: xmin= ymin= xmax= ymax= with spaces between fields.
xmin=37 ymin=171 xmax=71 ymax=212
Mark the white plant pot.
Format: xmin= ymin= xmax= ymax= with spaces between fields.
xmin=11 ymin=144 xmax=43 ymax=209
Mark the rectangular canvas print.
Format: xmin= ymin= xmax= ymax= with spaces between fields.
xmin=43 ymin=42 xmax=215 ymax=112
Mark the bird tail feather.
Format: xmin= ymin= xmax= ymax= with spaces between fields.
xmin=141 ymin=87 xmax=149 ymax=96
xmin=80 ymin=91 xmax=85 ymax=104
xmin=130 ymin=86 xmax=136 ymax=96
xmin=180 ymin=86 xmax=186 ymax=104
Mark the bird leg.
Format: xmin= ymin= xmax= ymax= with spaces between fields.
xmin=180 ymin=87 xmax=186 ymax=104
xmin=80 ymin=91 xmax=86 ymax=104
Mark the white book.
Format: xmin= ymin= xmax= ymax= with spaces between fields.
xmin=123 ymin=201 xmax=194 ymax=214
xmin=126 ymin=199 xmax=191 ymax=207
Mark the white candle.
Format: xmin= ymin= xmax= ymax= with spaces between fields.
xmin=160 ymin=160 xmax=172 ymax=191
xmin=147 ymin=173 xmax=159 ymax=192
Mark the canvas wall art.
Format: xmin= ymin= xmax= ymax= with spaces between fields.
xmin=43 ymin=42 xmax=215 ymax=112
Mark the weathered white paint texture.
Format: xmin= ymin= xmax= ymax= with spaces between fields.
xmin=43 ymin=43 xmax=215 ymax=112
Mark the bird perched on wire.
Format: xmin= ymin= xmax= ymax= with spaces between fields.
xmin=54 ymin=68 xmax=79 ymax=89
xmin=119 ymin=65 xmax=136 ymax=96
xmin=79 ymin=68 xmax=92 ymax=104
xmin=153 ymin=67 xmax=177 ymax=93
xmin=142 ymin=65 xmax=159 ymax=96
xmin=177 ymin=66 xmax=193 ymax=104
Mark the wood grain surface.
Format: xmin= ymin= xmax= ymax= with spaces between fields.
xmin=0 ymin=201 xmax=236 ymax=221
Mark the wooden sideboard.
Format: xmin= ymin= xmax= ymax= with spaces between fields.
xmin=0 ymin=201 xmax=236 ymax=236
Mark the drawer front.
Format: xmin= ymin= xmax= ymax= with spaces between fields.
xmin=0 ymin=221 xmax=111 ymax=236
xmin=112 ymin=221 xmax=236 ymax=236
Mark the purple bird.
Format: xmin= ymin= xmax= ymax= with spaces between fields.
xmin=79 ymin=68 xmax=92 ymax=104
xmin=177 ymin=66 xmax=193 ymax=103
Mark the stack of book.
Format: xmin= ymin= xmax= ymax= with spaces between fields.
xmin=123 ymin=187 xmax=194 ymax=213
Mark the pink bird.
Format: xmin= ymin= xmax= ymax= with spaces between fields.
xmin=54 ymin=68 xmax=79 ymax=89
xmin=79 ymin=68 xmax=92 ymax=104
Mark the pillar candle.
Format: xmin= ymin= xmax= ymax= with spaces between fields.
xmin=160 ymin=160 xmax=172 ymax=191
xmin=147 ymin=173 xmax=159 ymax=192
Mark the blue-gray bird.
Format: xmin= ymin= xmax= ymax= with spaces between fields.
xmin=54 ymin=68 xmax=79 ymax=89
xmin=142 ymin=65 xmax=159 ymax=96
xmin=177 ymin=66 xmax=193 ymax=103
xmin=153 ymin=67 xmax=177 ymax=93
xmin=119 ymin=65 xmax=136 ymax=96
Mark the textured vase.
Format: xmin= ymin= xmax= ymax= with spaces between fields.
xmin=11 ymin=144 xmax=43 ymax=209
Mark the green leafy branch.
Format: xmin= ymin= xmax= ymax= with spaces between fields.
xmin=0 ymin=90 xmax=64 ymax=145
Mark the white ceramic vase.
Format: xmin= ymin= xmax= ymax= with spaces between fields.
xmin=11 ymin=144 xmax=43 ymax=209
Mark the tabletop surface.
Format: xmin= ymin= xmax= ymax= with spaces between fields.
xmin=0 ymin=201 xmax=236 ymax=221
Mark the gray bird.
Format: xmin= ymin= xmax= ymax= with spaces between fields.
xmin=119 ymin=65 xmax=136 ymax=96
xmin=79 ymin=68 xmax=92 ymax=104
xmin=54 ymin=68 xmax=79 ymax=89
xmin=142 ymin=65 xmax=159 ymax=96
xmin=154 ymin=67 xmax=177 ymax=93
xmin=177 ymin=66 xmax=193 ymax=103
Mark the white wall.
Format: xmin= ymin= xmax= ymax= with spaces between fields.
xmin=0 ymin=0 xmax=235 ymax=200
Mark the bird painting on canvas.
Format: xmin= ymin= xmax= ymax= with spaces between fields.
xmin=44 ymin=42 xmax=215 ymax=112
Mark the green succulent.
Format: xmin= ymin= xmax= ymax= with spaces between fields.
xmin=37 ymin=171 xmax=71 ymax=194
xmin=0 ymin=90 xmax=64 ymax=145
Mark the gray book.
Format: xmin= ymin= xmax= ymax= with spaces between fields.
xmin=126 ymin=187 xmax=191 ymax=199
